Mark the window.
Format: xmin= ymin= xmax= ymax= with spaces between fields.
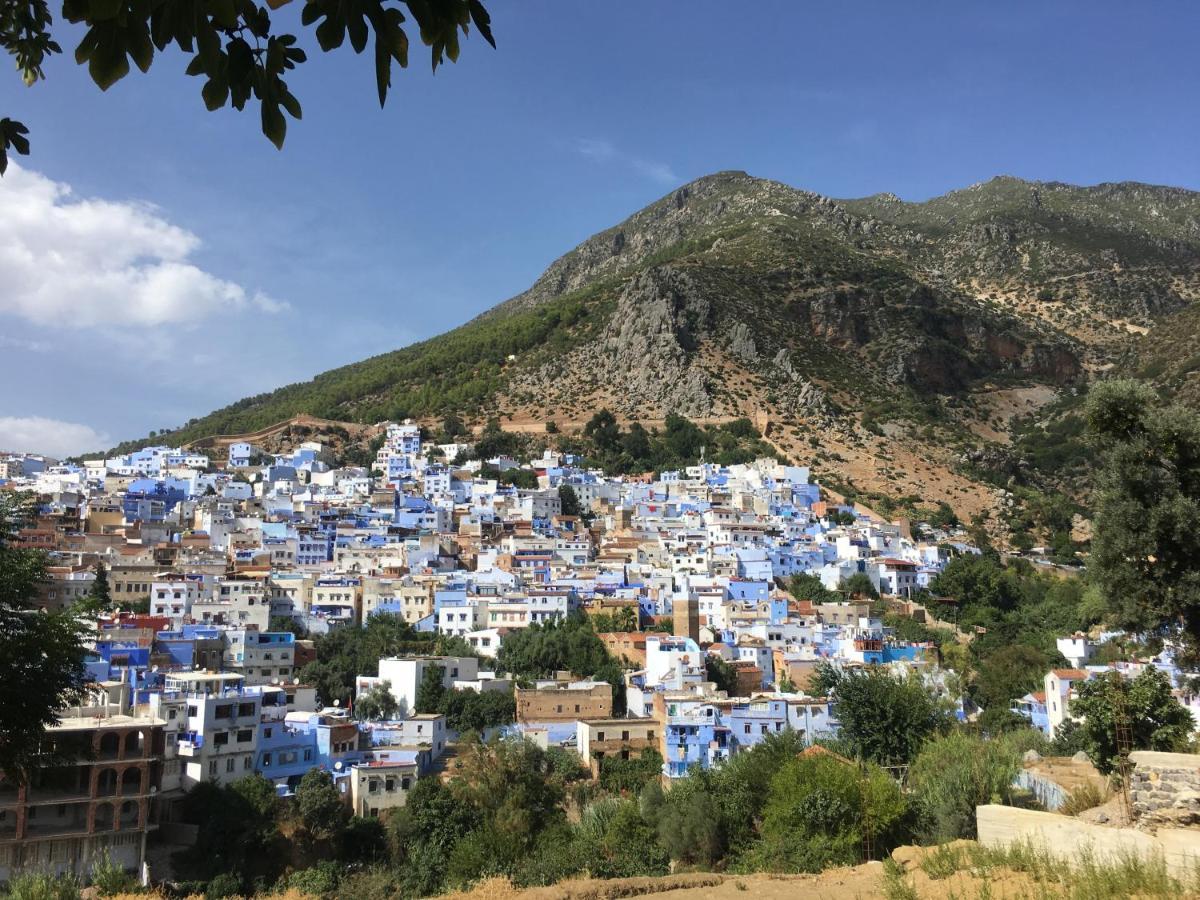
xmin=209 ymin=761 xmax=218 ymax=776
xmin=238 ymin=729 xmax=253 ymax=743
xmin=744 ymin=724 xmax=751 ymax=734
xmin=214 ymin=732 xmax=229 ymax=747
xmin=262 ymin=753 xmax=271 ymax=767
xmin=244 ymin=757 xmax=253 ymax=770
xmin=226 ymin=758 xmax=235 ymax=773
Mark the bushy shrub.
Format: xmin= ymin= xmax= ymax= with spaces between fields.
xmin=908 ymin=731 xmax=1021 ymax=843
xmin=285 ymin=860 xmax=341 ymax=896
xmin=748 ymin=752 xmax=906 ymax=873
xmin=88 ymin=851 xmax=136 ymax=896
xmin=4 ymin=872 xmax=81 ymax=900
xmin=205 ymin=871 xmax=242 ymax=899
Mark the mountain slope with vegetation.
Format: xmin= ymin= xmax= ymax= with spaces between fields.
xmin=116 ymin=171 xmax=1200 ymax=544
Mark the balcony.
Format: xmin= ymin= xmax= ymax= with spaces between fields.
xmin=177 ymin=732 xmax=204 ymax=756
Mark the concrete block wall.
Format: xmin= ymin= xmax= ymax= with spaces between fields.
xmin=1129 ymin=751 xmax=1200 ymax=826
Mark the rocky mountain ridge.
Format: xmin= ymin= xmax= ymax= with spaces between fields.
xmin=118 ymin=170 xmax=1200 ymax=535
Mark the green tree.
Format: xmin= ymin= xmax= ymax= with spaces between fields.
xmin=558 ymin=484 xmax=582 ymax=517
xmin=338 ymin=815 xmax=388 ymax=864
xmin=297 ymin=768 xmax=349 ymax=839
xmin=415 ymin=664 xmax=446 ymax=713
xmin=496 ymin=615 xmax=627 ymax=714
xmin=583 ymin=409 xmax=622 ymax=454
xmin=907 ymin=731 xmax=1020 ymax=842
xmin=646 ymin=772 xmax=725 ymax=866
xmin=0 ymin=0 xmax=495 ymax=172
xmin=970 ymin=644 xmax=1054 ymax=724
xmin=752 ymin=752 xmax=906 ymax=872
xmin=788 ymin=572 xmax=838 ymax=604
xmin=839 ymin=572 xmax=879 ymax=600
xmin=585 ymin=799 xmax=669 ymax=879
xmin=705 ymin=730 xmax=808 ymax=857
xmin=0 ymin=493 xmax=88 ymax=780
xmin=705 ymin=654 xmax=739 ymax=695
xmin=438 ymin=686 xmax=515 ymax=731
xmin=597 ymin=749 xmax=662 ymax=794
xmin=268 ymin=614 xmax=308 ymax=638
xmin=441 ymin=413 xmax=467 ymax=441
xmin=173 ymin=775 xmax=283 ymax=886
xmin=820 ymin=666 xmax=947 ymax=766
xmin=390 ymin=776 xmax=479 ymax=896
xmin=1087 ymin=379 xmax=1200 ymax=663
xmin=1070 ymin=668 xmax=1194 ymax=774
xmin=354 ymin=680 xmax=400 ymax=720
xmin=89 ymin=559 xmax=111 ymax=607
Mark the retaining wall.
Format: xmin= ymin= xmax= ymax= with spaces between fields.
xmin=976 ymin=804 xmax=1200 ymax=877
xmin=1129 ymin=750 xmax=1200 ymax=826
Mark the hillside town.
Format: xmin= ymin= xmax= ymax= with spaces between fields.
xmin=3 ymin=419 xmax=1200 ymax=888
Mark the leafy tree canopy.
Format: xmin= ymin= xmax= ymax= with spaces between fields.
xmin=1 ymin=0 xmax=495 ymax=171
xmin=816 ymin=663 xmax=949 ymax=766
xmin=1070 ymin=667 xmax=1194 ymax=774
xmin=1087 ymin=379 xmax=1200 ymax=663
xmin=0 ymin=493 xmax=89 ymax=780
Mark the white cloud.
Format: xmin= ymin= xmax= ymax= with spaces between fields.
xmin=571 ymin=138 xmax=678 ymax=185
xmin=0 ymin=165 xmax=287 ymax=327
xmin=0 ymin=416 xmax=110 ymax=457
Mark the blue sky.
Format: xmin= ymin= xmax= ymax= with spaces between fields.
xmin=2 ymin=0 xmax=1198 ymax=454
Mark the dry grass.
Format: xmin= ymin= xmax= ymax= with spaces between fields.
xmin=441 ymin=873 xmax=725 ymax=900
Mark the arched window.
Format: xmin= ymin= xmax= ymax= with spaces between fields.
xmin=94 ymin=803 xmax=115 ymax=831
xmin=118 ymin=799 xmax=139 ymax=828
xmin=123 ymin=730 xmax=145 ymax=758
xmin=99 ymin=732 xmax=120 ymax=759
xmin=95 ymin=769 xmax=118 ymax=797
xmin=121 ymin=767 xmax=142 ymax=795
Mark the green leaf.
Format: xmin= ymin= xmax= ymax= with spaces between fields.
xmin=88 ymin=0 xmax=124 ymax=21
xmin=279 ymin=90 xmax=302 ymax=120
xmin=201 ymin=76 xmax=229 ymax=110
xmin=88 ymin=29 xmax=131 ymax=90
xmin=127 ymin=22 xmax=155 ymax=73
xmin=261 ymin=100 xmax=286 ymax=149
xmin=468 ymin=0 xmax=495 ymax=48
xmin=197 ymin=23 xmax=221 ymax=69
xmin=208 ymin=0 xmax=238 ymax=28
xmin=347 ymin=11 xmax=369 ymax=54
xmin=0 ymin=118 xmax=32 ymax=176
xmin=374 ymin=36 xmax=390 ymax=106
xmin=74 ymin=29 xmax=101 ymax=65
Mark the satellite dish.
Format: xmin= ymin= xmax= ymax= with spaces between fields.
xmin=334 ymin=761 xmax=343 ymax=771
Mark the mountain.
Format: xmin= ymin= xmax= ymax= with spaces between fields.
xmin=124 ymin=171 xmax=1200 ymax=540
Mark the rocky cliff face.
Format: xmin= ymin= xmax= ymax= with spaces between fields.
xmin=142 ymin=169 xmax=1200 ymax=531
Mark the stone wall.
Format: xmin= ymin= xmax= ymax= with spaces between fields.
xmin=1129 ymin=751 xmax=1200 ymax=827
